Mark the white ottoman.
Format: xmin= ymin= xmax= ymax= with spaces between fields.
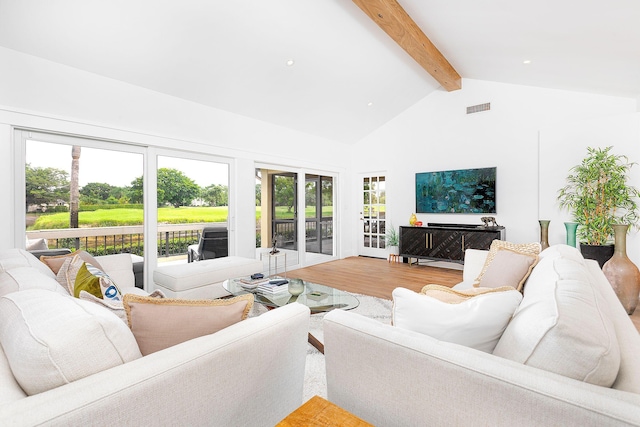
xmin=153 ymin=256 xmax=263 ymax=299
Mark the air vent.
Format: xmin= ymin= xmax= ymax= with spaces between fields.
xmin=466 ymin=103 xmax=491 ymax=114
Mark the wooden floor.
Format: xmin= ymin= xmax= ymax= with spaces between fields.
xmin=288 ymin=256 xmax=462 ymax=300
xmin=289 ymin=256 xmax=640 ymax=333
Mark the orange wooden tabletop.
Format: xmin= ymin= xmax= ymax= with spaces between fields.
xmin=276 ymin=395 xmax=373 ymax=427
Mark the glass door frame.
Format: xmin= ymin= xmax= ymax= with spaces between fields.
xmin=358 ymin=172 xmax=388 ymax=259
xmin=256 ymin=163 xmax=339 ymax=269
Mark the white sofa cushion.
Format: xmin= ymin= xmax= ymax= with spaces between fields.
xmin=392 ymin=286 xmax=523 ymax=353
xmin=493 ymin=245 xmax=621 ymax=387
xmin=0 ymin=248 xmax=56 ymax=279
xmin=153 ymin=256 xmax=263 ymax=298
xmin=0 ymin=289 xmax=142 ymax=395
xmin=0 ymin=267 xmax=70 ymax=298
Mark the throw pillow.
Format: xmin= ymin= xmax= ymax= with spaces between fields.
xmin=40 ymin=250 xmax=103 ymax=275
xmin=80 ymin=289 xmax=165 ymax=323
xmin=57 ymin=255 xmax=122 ymax=301
xmin=0 ymin=289 xmax=141 ymax=395
xmin=123 ymin=293 xmax=254 ymax=356
xmin=74 ymin=262 xmax=103 ymax=299
xmin=85 ymin=263 xmax=122 ymax=301
xmin=474 ymin=240 xmax=541 ymax=286
xmin=56 ymin=255 xmax=84 ymax=295
xmin=476 ymin=247 xmax=539 ymax=291
xmin=392 ymin=285 xmax=522 ymax=353
xmin=25 ymin=238 xmax=48 ymax=251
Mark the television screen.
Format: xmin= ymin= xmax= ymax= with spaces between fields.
xmin=416 ymin=167 xmax=496 ymax=213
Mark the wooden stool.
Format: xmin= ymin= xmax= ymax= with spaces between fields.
xmin=388 ymin=254 xmax=400 ymax=263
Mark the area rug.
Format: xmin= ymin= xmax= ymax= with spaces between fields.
xmin=250 ymin=293 xmax=393 ymax=402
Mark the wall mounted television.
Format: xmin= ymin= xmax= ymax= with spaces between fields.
xmin=415 ymin=167 xmax=496 ymax=214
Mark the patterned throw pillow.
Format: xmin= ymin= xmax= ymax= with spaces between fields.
xmin=80 ymin=289 xmax=166 ymax=323
xmin=474 ymin=240 xmax=541 ymax=287
xmin=57 ymin=254 xmax=122 ymax=300
xmin=123 ymin=293 xmax=254 ymax=355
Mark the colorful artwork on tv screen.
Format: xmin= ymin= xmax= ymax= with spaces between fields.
xmin=416 ymin=167 xmax=496 ymax=213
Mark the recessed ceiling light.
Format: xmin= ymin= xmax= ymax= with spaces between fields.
xmin=286 ymin=59 xmax=295 ymax=67
xmin=523 ymin=60 xmax=532 ymax=64
xmin=367 ymin=101 xmax=374 ymax=107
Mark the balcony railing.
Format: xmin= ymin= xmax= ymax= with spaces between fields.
xmin=26 ymin=223 xmax=227 ymax=257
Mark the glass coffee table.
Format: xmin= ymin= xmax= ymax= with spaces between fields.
xmin=223 ymin=277 xmax=359 ymax=353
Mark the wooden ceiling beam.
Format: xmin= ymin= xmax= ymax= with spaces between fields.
xmin=352 ymin=0 xmax=461 ymax=91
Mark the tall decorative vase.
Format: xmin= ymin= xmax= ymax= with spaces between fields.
xmin=539 ymin=220 xmax=550 ymax=250
xmin=602 ymin=224 xmax=640 ymax=315
xmin=409 ymin=213 xmax=417 ymax=226
xmin=564 ymin=222 xmax=578 ymax=247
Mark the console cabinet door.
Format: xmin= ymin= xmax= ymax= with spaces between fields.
xmin=462 ymin=230 xmax=501 ymax=251
xmin=399 ymin=226 xmax=431 ymax=257
xmin=428 ymin=229 xmax=463 ymax=261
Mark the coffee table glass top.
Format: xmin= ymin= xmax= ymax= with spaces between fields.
xmin=223 ymin=277 xmax=359 ymax=314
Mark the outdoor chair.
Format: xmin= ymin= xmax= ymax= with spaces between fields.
xmin=187 ymin=227 xmax=229 ymax=262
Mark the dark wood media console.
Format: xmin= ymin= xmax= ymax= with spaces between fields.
xmin=399 ymin=223 xmax=506 ymax=264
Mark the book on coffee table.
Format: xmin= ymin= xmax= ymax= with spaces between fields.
xmin=257 ymin=281 xmax=289 ymax=294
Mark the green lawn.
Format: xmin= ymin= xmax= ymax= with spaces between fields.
xmin=29 ymin=205 xmax=334 ymax=229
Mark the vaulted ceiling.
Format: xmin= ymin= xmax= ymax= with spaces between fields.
xmin=0 ymin=0 xmax=638 ymax=143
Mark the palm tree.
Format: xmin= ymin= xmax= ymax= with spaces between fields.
xmin=70 ymin=145 xmax=81 ymax=249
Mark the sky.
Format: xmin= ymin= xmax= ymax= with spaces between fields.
xmin=26 ymin=140 xmax=229 ymax=187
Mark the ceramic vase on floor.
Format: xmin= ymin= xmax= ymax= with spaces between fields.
xmin=602 ymin=224 xmax=640 ymax=315
xmin=539 ymin=220 xmax=550 ymax=250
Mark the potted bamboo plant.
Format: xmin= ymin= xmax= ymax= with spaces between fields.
xmin=557 ymin=146 xmax=640 ymax=266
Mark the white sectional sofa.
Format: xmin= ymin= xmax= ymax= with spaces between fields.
xmin=0 ymin=249 xmax=310 ymax=426
xmin=323 ymin=245 xmax=640 ymax=426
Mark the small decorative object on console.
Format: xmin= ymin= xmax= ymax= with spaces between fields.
xmin=480 ymin=216 xmax=499 ymax=227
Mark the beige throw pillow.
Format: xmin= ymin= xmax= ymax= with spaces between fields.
xmin=476 ymin=248 xmax=539 ymax=291
xmin=40 ymin=250 xmax=103 ymax=274
xmin=123 ymin=293 xmax=254 ymax=355
xmin=474 ymin=240 xmax=541 ymax=287
xmin=40 ymin=250 xmax=103 ymax=275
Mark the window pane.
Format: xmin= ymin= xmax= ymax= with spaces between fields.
xmin=25 ymin=140 xmax=144 ymax=257
xmin=157 ymin=156 xmax=229 ymax=263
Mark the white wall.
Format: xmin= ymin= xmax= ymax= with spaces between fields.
xmin=0 ymin=47 xmax=349 ymax=257
xmin=349 ymin=79 xmax=638 ymax=259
